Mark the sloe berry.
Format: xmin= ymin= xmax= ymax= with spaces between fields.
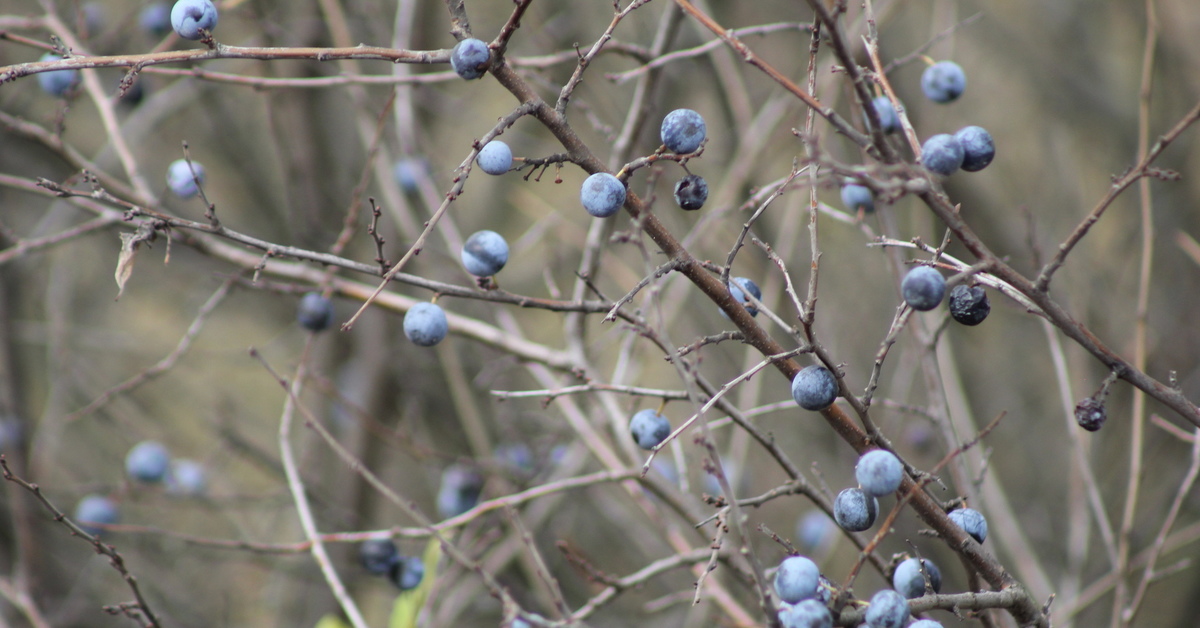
xmin=125 ymin=440 xmax=171 ymax=483
xmin=171 ymin=0 xmax=218 ymax=40
xmin=948 ymin=284 xmax=990 ymax=326
xmin=864 ymin=589 xmax=910 ymax=628
xmin=855 ymin=449 xmax=903 ymax=497
xmin=840 ymin=183 xmax=874 ymax=213
xmin=403 ymin=302 xmax=448 ymax=346
xmin=774 ymin=555 xmax=820 ymax=604
xmin=791 ymin=365 xmax=838 ymax=411
xmin=360 ymin=538 xmax=399 ymax=575
xmin=778 ymin=598 xmax=832 ymax=628
xmin=461 ymin=230 xmax=509 ymax=277
xmin=660 ymin=109 xmax=707 ymax=154
xmin=36 ymin=53 xmax=79 ymax=96
xmin=166 ymin=159 xmax=205 ymax=198
xmin=580 ymin=173 xmax=626 ymax=217
xmin=630 ymin=409 xmax=670 ymax=450
xmin=954 ymin=126 xmax=995 ymax=172
xmin=921 ymin=61 xmax=966 ymax=103
xmin=297 ymin=292 xmax=334 ymax=332
xmin=949 ymin=507 xmax=988 ymax=544
xmin=892 ymin=557 xmax=941 ymax=599
xmin=74 ymin=494 xmax=119 ymax=536
xmin=476 ymin=140 xmax=513 ymax=175
xmin=920 ymin=134 xmax=964 ymax=176
xmin=901 ymin=266 xmax=946 ymax=311
xmin=451 ymin=38 xmax=490 ymax=80
xmin=673 ymin=174 xmax=708 ymax=210
xmin=729 ymin=277 xmax=762 ymax=317
xmin=833 ymin=487 xmax=877 ymax=532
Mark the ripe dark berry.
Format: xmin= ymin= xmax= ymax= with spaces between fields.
xmin=729 ymin=277 xmax=762 ymax=317
xmin=403 ymin=302 xmax=449 ymax=346
xmin=921 ymin=61 xmax=966 ymax=103
xmin=580 ymin=172 xmax=627 ymax=217
xmin=954 ymin=126 xmax=995 ymax=172
xmin=833 ymin=487 xmax=877 ymax=532
xmin=389 ymin=555 xmax=425 ymax=591
xmin=920 ymin=134 xmax=964 ymax=176
xmin=673 ymin=174 xmax=708 ymax=210
xmin=948 ymin=284 xmax=990 ymax=325
xmin=660 ymin=109 xmax=707 ymax=154
xmin=1075 ymin=397 xmax=1107 ymax=432
xmin=868 ymin=96 xmax=901 ymax=134
xmin=360 ymin=538 xmax=399 ymax=575
xmin=892 ymin=557 xmax=941 ymax=599
xmin=791 ymin=365 xmax=838 ymax=411
xmin=948 ymin=507 xmax=988 ymax=544
xmin=297 ymin=292 xmax=335 ymax=332
xmin=901 ymin=266 xmax=946 ymax=311
xmin=774 ymin=555 xmax=820 ymax=604
xmin=840 ymin=184 xmax=874 ymax=213
xmin=630 ymin=409 xmax=670 ymax=450
xmin=437 ymin=465 xmax=483 ymax=518
xmin=461 ymin=230 xmax=509 ymax=277
xmin=855 ymin=449 xmax=903 ymax=497
xmin=864 ymin=589 xmax=910 ymax=628
xmin=451 ymin=38 xmax=490 ymax=80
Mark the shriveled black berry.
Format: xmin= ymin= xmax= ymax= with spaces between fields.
xmin=948 ymin=284 xmax=991 ymax=326
xmin=673 ymin=175 xmax=709 ymax=210
xmin=1075 ymin=397 xmax=1107 ymax=432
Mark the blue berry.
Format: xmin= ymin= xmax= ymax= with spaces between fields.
xmin=389 ymin=555 xmax=425 ymax=591
xmin=476 ymin=140 xmax=513 ymax=175
xmin=297 ymin=292 xmax=334 ymax=332
xmin=461 ymin=230 xmax=509 ymax=277
xmin=170 ymin=0 xmax=218 ymax=40
xmin=73 ymin=494 xmax=119 ymax=536
xmin=778 ymin=599 xmax=832 ymax=628
xmin=360 ymin=538 xmax=399 ymax=575
xmin=36 ymin=53 xmax=79 ymax=96
xmin=729 ymin=277 xmax=762 ymax=317
xmin=774 ymin=555 xmax=820 ymax=604
xmin=949 ymin=507 xmax=988 ymax=544
xmin=580 ymin=172 xmax=626 ymax=218
xmin=165 ymin=459 xmax=208 ymax=496
xmin=920 ymin=134 xmax=964 ymax=176
xmin=909 ymin=621 xmax=945 ymax=628
xmin=856 ymin=449 xmax=904 ymax=497
xmin=791 ymin=365 xmax=838 ymax=412
xmin=630 ymin=409 xmax=670 ymax=450
xmin=901 ymin=266 xmax=946 ymax=311
xmin=954 ymin=126 xmax=995 ymax=172
xmin=393 ymin=157 xmax=428 ymax=193
xmin=139 ymin=3 xmax=172 ymax=36
xmin=126 ymin=440 xmax=171 ymax=483
xmin=437 ymin=465 xmax=483 ymax=518
xmin=833 ymin=487 xmax=878 ymax=532
xmin=867 ymin=96 xmax=900 ymax=134
xmin=921 ymin=61 xmax=966 ymax=103
xmin=948 ymin=284 xmax=990 ymax=325
xmin=840 ymin=183 xmax=874 ymax=213
xmin=864 ymin=589 xmax=910 ymax=628
xmin=451 ymin=38 xmax=490 ymax=80
xmin=892 ymin=557 xmax=941 ymax=599
xmin=673 ymin=174 xmax=708 ymax=210
xmin=795 ymin=511 xmax=836 ymax=552
xmin=660 ymin=109 xmax=707 ymax=154
xmin=403 ymin=302 xmax=449 ymax=347
xmin=166 ymin=159 xmax=205 ymax=198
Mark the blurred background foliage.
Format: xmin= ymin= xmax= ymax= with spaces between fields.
xmin=1 ymin=0 xmax=1199 ymax=627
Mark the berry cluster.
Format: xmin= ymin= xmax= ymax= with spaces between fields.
xmin=358 ymin=538 xmax=426 ymax=591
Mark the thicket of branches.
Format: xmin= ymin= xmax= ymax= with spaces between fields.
xmin=2 ymin=1 xmax=1200 ymax=627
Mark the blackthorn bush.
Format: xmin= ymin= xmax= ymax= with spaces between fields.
xmin=4 ymin=3 xmax=1198 ymax=627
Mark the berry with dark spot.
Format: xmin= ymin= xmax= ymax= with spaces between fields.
xmin=660 ymin=109 xmax=707 ymax=154
xmin=389 ymin=555 xmax=425 ymax=590
xmin=729 ymin=277 xmax=762 ymax=317
xmin=948 ymin=507 xmax=988 ymax=544
xmin=954 ymin=126 xmax=995 ymax=172
xmin=451 ymin=38 xmax=490 ymax=80
xmin=170 ymin=0 xmax=218 ymax=40
xmin=461 ymin=230 xmax=509 ymax=277
xmin=841 ymin=183 xmax=874 ymax=213
xmin=360 ymin=538 xmax=399 ymax=575
xmin=297 ymin=293 xmax=334 ymax=332
xmin=921 ymin=61 xmax=966 ymax=103
xmin=868 ymin=96 xmax=901 ymax=134
xmin=892 ymin=557 xmax=941 ymax=599
xmin=630 ymin=409 xmax=670 ymax=450
xmin=580 ymin=172 xmax=627 ymax=217
xmin=920 ymin=134 xmax=964 ymax=176
xmin=833 ymin=487 xmax=877 ymax=532
xmin=864 ymin=589 xmax=910 ymax=628
xmin=778 ymin=598 xmax=832 ymax=628
xmin=437 ymin=465 xmax=483 ymax=518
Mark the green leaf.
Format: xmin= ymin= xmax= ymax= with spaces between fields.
xmin=388 ymin=539 xmax=442 ymax=628
xmin=313 ymin=614 xmax=352 ymax=628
